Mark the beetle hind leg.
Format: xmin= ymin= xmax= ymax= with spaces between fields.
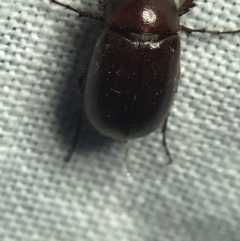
xmin=161 ymin=116 xmax=173 ymax=166
xmin=123 ymin=141 xmax=133 ymax=177
xmin=63 ymin=113 xmax=82 ymax=163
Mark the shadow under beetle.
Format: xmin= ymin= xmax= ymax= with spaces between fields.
xmin=50 ymin=0 xmax=240 ymax=164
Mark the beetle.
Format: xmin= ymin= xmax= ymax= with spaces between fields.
xmin=49 ymin=0 xmax=240 ymax=164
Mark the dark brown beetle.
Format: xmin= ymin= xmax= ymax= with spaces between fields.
xmin=50 ymin=0 xmax=240 ymax=164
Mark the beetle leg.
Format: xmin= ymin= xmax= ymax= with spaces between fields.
xmin=78 ymin=73 xmax=87 ymax=111
xmin=63 ymin=73 xmax=86 ymax=163
xmin=178 ymin=0 xmax=196 ymax=16
xmin=63 ymin=113 xmax=82 ymax=163
xmin=49 ymin=0 xmax=104 ymax=21
xmin=98 ymin=1 xmax=106 ymax=8
xmin=162 ymin=115 xmax=173 ymax=166
xmin=123 ymin=142 xmax=133 ymax=177
xmin=180 ymin=25 xmax=240 ymax=34
xmin=78 ymin=73 xmax=86 ymax=91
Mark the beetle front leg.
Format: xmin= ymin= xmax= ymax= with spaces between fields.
xmin=49 ymin=0 xmax=104 ymax=21
xmin=180 ymin=25 xmax=240 ymax=35
xmin=178 ymin=1 xmax=240 ymax=34
xmin=178 ymin=0 xmax=196 ymax=16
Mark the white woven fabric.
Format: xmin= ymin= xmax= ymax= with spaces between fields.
xmin=1 ymin=0 xmax=240 ymax=240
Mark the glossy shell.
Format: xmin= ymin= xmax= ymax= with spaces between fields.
xmin=82 ymin=0 xmax=180 ymax=141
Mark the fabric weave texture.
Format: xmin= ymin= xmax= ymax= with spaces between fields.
xmin=1 ymin=1 xmax=240 ymax=241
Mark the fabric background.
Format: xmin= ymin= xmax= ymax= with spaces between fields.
xmin=1 ymin=0 xmax=240 ymax=240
